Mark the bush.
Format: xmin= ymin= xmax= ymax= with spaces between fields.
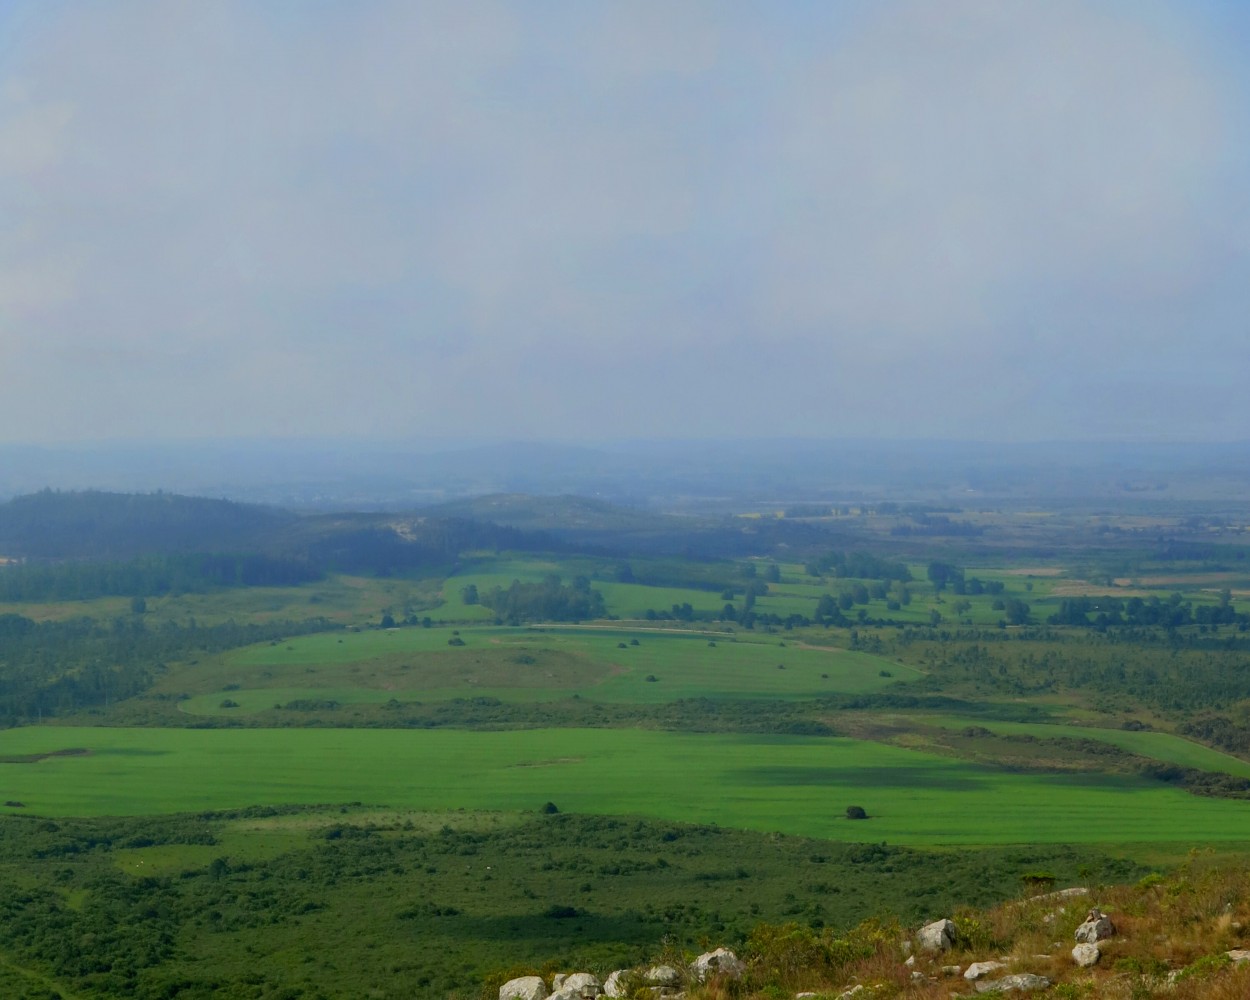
xmin=845 ymin=806 xmax=868 ymax=820
xmin=543 ymin=905 xmax=578 ymax=919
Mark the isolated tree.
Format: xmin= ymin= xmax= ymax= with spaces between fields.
xmin=846 ymin=805 xmax=868 ymax=820
xmin=927 ymin=561 xmax=963 ymax=593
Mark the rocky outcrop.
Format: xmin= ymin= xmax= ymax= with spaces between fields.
xmin=689 ymin=948 xmax=744 ymax=981
xmin=916 ymin=918 xmax=957 ymax=952
xmin=963 ymin=960 xmax=1006 ymax=980
xmin=1071 ymin=942 xmax=1101 ymax=967
xmin=974 ymin=973 xmax=1051 ymax=993
xmin=1074 ymin=907 xmax=1115 ymax=943
xmin=501 ymin=976 xmax=549 ymax=1000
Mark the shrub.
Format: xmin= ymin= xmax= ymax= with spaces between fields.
xmin=543 ymin=905 xmax=578 ymax=919
xmin=845 ymin=806 xmax=868 ymax=820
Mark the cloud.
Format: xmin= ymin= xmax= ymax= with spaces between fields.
xmin=0 ymin=0 xmax=1246 ymax=442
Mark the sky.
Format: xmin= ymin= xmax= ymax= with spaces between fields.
xmin=2 ymin=0 xmax=1249 ymax=444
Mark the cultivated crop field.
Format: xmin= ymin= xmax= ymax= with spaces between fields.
xmin=3 ymin=725 xmax=1250 ymax=848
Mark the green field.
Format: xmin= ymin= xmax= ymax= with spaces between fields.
xmin=915 ymin=714 xmax=1250 ymax=778
xmin=3 ymin=726 xmax=1250 ymax=846
xmin=172 ymin=625 xmax=917 ymax=714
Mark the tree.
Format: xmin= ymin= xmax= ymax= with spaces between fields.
xmin=1004 ymin=598 xmax=1031 ymax=625
xmin=845 ymin=805 xmax=868 ymax=820
xmin=927 ymin=561 xmax=962 ymax=593
xmin=460 ymin=583 xmax=479 ymax=605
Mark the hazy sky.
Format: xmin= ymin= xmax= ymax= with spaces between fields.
xmin=3 ymin=1 xmax=1248 ymax=444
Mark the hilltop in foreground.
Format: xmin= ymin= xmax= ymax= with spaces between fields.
xmin=501 ymin=857 xmax=1250 ymax=1000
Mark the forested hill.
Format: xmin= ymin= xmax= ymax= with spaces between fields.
xmin=0 ymin=490 xmax=296 ymax=560
xmin=419 ymin=493 xmax=673 ymax=534
xmin=0 ymin=491 xmax=573 ymax=601
xmin=418 ymin=493 xmax=844 ymax=557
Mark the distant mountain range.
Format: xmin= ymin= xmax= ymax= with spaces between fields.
xmin=2 ymin=439 xmax=1249 ymax=510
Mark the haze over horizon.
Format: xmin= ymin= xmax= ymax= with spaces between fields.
xmin=4 ymin=1 xmax=1249 ymax=446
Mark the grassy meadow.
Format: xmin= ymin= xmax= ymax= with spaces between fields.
xmin=170 ymin=624 xmax=915 ymax=715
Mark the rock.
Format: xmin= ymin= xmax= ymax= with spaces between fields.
xmin=501 ymin=976 xmax=549 ymax=1000
xmin=904 ymin=955 xmax=915 ymax=967
xmin=917 ymin=918 xmax=958 ymax=952
xmin=553 ymin=976 xmax=567 ymax=992
xmin=1228 ymin=949 xmax=1250 ymax=963
xmin=836 ymin=987 xmax=865 ymax=999
xmin=603 ymin=972 xmax=627 ymax=998
xmin=1072 ymin=943 xmax=1100 ymax=967
xmin=964 ymin=961 xmax=1007 ymax=980
xmin=910 ymin=971 xmax=926 ymax=982
xmin=563 ymin=973 xmax=601 ymax=997
xmin=645 ymin=966 xmax=680 ymax=986
xmin=1023 ymin=886 xmax=1088 ymax=905
xmin=1074 ymin=908 xmax=1115 ymax=943
xmin=974 ymin=973 xmax=1051 ymax=993
xmin=796 ymin=993 xmax=819 ymax=998
xmin=548 ymin=973 xmax=602 ymax=1000
xmin=690 ymin=948 xmax=744 ymax=981
xmin=941 ymin=965 xmax=962 ymax=977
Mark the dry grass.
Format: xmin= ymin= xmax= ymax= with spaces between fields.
xmin=665 ymin=855 xmax=1250 ymax=1000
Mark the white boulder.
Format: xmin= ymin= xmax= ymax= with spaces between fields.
xmin=917 ymin=918 xmax=957 ymax=952
xmin=1071 ymin=943 xmax=1100 ymax=967
xmin=964 ymin=961 xmax=1007 ymax=980
xmin=1074 ymin=908 xmax=1115 ymax=944
xmin=549 ymin=973 xmax=601 ymax=1000
xmin=645 ymin=965 xmax=681 ymax=986
xmin=974 ymin=973 xmax=1051 ymax=993
xmin=690 ymin=948 xmax=744 ymax=981
xmin=501 ymin=977 xmax=549 ymax=1000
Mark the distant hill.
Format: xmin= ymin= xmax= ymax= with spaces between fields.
xmin=417 ymin=493 xmax=677 ymax=535
xmin=0 ymin=490 xmax=296 ymax=560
